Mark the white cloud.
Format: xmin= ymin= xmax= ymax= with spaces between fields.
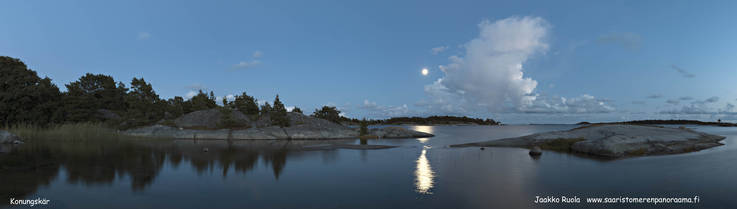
xmin=137 ymin=32 xmax=151 ymax=40
xmin=430 ymin=46 xmax=448 ymax=55
xmin=185 ymin=90 xmax=197 ymax=99
xmin=232 ymin=51 xmax=264 ymax=70
xmin=226 ymin=94 xmax=235 ymax=101
xmin=518 ymin=94 xmax=614 ymax=114
xmin=423 ymin=17 xmax=613 ymax=115
xmin=233 ymin=60 xmax=261 ymax=69
xmin=425 ymin=17 xmax=548 ymax=113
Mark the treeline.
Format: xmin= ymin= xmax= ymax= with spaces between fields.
xmin=0 ymin=56 xmax=304 ymax=129
xmin=337 ymin=116 xmax=500 ymax=125
xmin=382 ymin=116 xmax=500 ymax=125
xmin=1 ymin=56 xmax=501 ymax=129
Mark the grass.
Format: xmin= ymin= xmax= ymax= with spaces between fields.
xmin=536 ymin=138 xmax=585 ymax=151
xmin=5 ymin=123 xmax=137 ymax=142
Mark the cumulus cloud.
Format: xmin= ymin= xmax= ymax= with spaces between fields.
xmin=671 ymin=65 xmax=695 ymax=78
xmin=423 ymin=16 xmax=612 ymax=114
xmin=597 ymin=32 xmax=641 ymax=50
xmin=137 ymin=32 xmax=151 ymax=40
xmin=679 ymin=96 xmax=693 ymax=101
xmin=425 ymin=16 xmax=546 ymax=112
xmin=232 ymin=51 xmax=263 ymax=70
xmin=517 ymin=94 xmax=614 ymax=114
xmin=430 ymin=46 xmax=449 ymax=55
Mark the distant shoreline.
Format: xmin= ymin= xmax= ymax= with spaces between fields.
xmin=577 ymin=120 xmax=737 ymax=127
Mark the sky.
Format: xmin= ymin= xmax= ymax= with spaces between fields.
xmin=2 ymin=0 xmax=737 ymax=124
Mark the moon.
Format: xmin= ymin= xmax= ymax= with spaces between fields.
xmin=421 ymin=68 xmax=429 ymax=76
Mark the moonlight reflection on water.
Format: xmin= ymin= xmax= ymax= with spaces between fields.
xmin=411 ymin=126 xmax=434 ymax=144
xmin=415 ymin=146 xmax=435 ymax=194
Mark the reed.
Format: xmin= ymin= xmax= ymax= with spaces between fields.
xmin=6 ymin=123 xmax=127 ymax=142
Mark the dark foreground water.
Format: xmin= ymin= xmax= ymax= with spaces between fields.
xmin=1 ymin=125 xmax=736 ymax=209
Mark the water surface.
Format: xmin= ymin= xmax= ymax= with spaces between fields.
xmin=2 ymin=125 xmax=735 ymax=209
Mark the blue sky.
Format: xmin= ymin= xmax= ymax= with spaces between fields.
xmin=2 ymin=0 xmax=737 ymax=124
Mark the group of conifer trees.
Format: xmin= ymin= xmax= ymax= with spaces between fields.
xmin=0 ymin=56 xmax=303 ymax=128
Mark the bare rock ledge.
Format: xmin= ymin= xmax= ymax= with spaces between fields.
xmin=124 ymin=110 xmax=433 ymax=140
xmin=451 ymin=124 xmax=725 ymax=158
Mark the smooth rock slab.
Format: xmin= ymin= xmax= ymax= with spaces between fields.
xmin=452 ymin=124 xmax=725 ymax=158
xmin=124 ymin=125 xmax=433 ymax=140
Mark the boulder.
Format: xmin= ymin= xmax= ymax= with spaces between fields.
xmin=284 ymin=112 xmax=359 ymax=139
xmin=452 ymin=124 xmax=725 ymax=158
xmin=529 ymin=146 xmax=542 ymax=156
xmin=0 ymin=130 xmax=23 ymax=144
xmin=173 ymin=109 xmax=251 ymax=129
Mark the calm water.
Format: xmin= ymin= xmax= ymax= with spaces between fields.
xmin=2 ymin=125 xmax=736 ymax=209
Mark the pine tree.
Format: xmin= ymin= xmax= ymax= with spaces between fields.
xmin=63 ymin=73 xmax=128 ymax=122
xmin=0 ymin=56 xmax=62 ymax=126
xmin=260 ymin=102 xmax=272 ymax=115
xmin=271 ymin=95 xmax=290 ymax=127
xmin=166 ymin=96 xmax=186 ymax=118
xmin=124 ymin=77 xmax=165 ymax=128
xmin=312 ymin=106 xmax=341 ymax=123
xmin=291 ymin=107 xmax=303 ymax=114
xmin=233 ymin=92 xmax=259 ymax=115
xmin=187 ymin=90 xmax=217 ymax=112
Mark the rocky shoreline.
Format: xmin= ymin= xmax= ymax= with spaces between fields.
xmin=123 ymin=110 xmax=434 ymax=140
xmin=451 ymin=124 xmax=726 ymax=158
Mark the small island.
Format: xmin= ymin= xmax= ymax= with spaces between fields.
xmin=452 ymin=124 xmax=726 ymax=158
xmin=125 ymin=109 xmax=434 ymax=140
xmin=0 ymin=56 xmax=433 ymax=143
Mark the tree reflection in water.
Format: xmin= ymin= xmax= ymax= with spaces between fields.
xmin=0 ymin=139 xmax=311 ymax=204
